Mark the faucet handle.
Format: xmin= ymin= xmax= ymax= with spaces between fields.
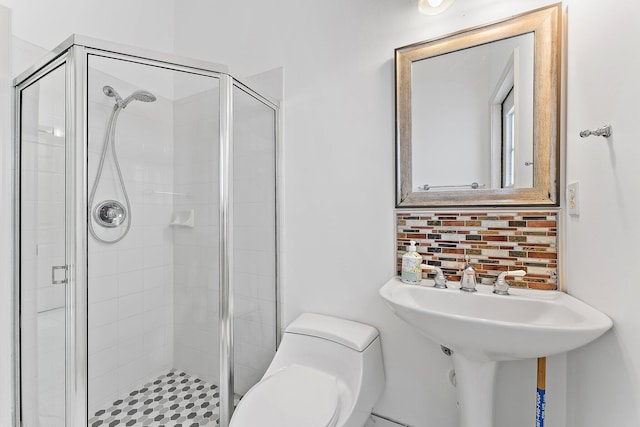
xmin=493 ymin=270 xmax=526 ymax=295
xmin=421 ymin=264 xmax=448 ymax=288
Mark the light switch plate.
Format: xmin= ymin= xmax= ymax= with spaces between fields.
xmin=567 ymin=182 xmax=580 ymax=216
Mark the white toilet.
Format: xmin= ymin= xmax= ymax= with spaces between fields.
xmin=230 ymin=313 xmax=385 ymax=427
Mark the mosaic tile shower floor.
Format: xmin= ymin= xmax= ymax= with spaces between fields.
xmin=89 ymin=370 xmax=221 ymax=427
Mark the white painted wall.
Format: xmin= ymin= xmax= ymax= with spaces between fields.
xmin=0 ymin=5 xmax=13 ymax=427
xmin=564 ymin=0 xmax=640 ymax=426
xmin=174 ymin=1 xmax=565 ymax=426
xmin=0 ymin=0 xmax=175 ymax=55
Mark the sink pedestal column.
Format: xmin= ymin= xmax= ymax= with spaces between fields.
xmin=451 ymin=354 xmax=497 ymax=427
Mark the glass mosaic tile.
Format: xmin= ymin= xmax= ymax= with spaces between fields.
xmin=397 ymin=211 xmax=559 ymax=289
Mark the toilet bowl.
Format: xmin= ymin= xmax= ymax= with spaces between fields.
xmin=229 ymin=313 xmax=385 ymax=427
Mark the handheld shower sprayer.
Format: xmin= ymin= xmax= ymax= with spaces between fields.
xmin=103 ymin=85 xmax=124 ymax=107
xmin=102 ymin=85 xmax=156 ymax=109
xmin=90 ymin=85 xmax=157 ymax=244
xmin=123 ymin=90 xmax=156 ymax=108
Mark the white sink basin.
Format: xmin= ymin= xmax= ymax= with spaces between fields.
xmin=380 ymin=277 xmax=612 ymax=427
xmin=380 ymin=277 xmax=612 ymax=362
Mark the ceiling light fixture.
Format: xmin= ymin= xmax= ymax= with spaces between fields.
xmin=418 ymin=0 xmax=455 ymax=15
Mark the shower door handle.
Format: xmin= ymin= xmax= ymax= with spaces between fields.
xmin=52 ymin=265 xmax=68 ymax=285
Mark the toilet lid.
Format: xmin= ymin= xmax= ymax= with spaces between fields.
xmin=230 ymin=365 xmax=341 ymax=427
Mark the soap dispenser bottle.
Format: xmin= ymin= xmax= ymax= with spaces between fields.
xmin=401 ymin=240 xmax=422 ymax=284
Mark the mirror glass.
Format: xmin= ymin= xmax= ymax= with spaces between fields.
xmin=396 ymin=5 xmax=561 ymax=207
xmin=411 ymin=33 xmax=534 ymax=192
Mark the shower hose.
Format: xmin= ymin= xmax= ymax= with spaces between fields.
xmin=88 ymin=104 xmax=132 ymax=244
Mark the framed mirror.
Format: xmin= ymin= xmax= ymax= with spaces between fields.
xmin=396 ymin=4 xmax=561 ymax=207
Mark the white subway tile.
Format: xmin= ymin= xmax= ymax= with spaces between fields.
xmin=143 ymin=328 xmax=166 ymax=353
xmin=143 ymin=307 xmax=167 ymax=333
xmin=88 ymin=346 xmax=118 ymax=379
xmin=117 ymin=313 xmax=144 ymax=342
xmin=88 ymin=322 xmax=118 ymax=355
xmin=144 ymin=266 xmax=170 ymax=290
xmin=88 ymin=250 xmax=118 ymax=278
xmin=118 ymin=292 xmax=144 ymax=320
xmin=144 ymin=287 xmax=165 ymax=312
xmin=143 ymin=245 xmax=166 ymax=269
xmin=89 ymin=299 xmax=118 ymax=328
xmin=117 ymin=358 xmax=147 ymax=395
xmin=88 ymin=370 xmax=118 ymax=412
xmin=118 ymin=248 xmax=144 ymax=273
xmin=88 ymin=274 xmax=119 ymax=303
xmin=118 ymin=270 xmax=144 ymax=296
xmin=118 ymin=336 xmax=144 ymax=366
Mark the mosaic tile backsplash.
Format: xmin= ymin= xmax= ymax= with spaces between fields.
xmin=397 ymin=211 xmax=558 ymax=290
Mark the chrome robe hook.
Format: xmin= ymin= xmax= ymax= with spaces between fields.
xmin=579 ymin=125 xmax=612 ymax=139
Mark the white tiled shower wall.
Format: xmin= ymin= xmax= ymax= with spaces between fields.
xmin=87 ymin=68 xmax=175 ymax=414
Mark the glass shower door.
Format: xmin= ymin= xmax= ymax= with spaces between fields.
xmin=19 ymin=63 xmax=68 ymax=427
xmin=85 ymin=54 xmax=223 ymax=426
xmin=231 ymin=83 xmax=278 ymax=400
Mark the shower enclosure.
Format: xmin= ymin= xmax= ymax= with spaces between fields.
xmin=13 ymin=36 xmax=279 ymax=427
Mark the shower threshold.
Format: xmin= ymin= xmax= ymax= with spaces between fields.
xmin=89 ymin=370 xmax=222 ymax=427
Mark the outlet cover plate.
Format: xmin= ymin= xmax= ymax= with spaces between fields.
xmin=567 ymin=182 xmax=580 ymax=216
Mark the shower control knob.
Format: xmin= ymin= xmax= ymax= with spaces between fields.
xmin=94 ymin=200 xmax=127 ymax=228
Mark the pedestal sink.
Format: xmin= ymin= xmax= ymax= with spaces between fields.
xmin=379 ymin=277 xmax=612 ymax=427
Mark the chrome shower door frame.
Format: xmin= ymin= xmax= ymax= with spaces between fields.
xmin=13 ymin=50 xmax=75 ymax=427
xmin=14 ymin=36 xmax=280 ymax=427
xmin=219 ymin=75 xmax=282 ymax=427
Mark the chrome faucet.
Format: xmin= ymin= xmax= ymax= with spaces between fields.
xmin=493 ymin=270 xmax=527 ymax=295
xmin=460 ymin=255 xmax=477 ymax=292
xmin=432 ymin=267 xmax=448 ymax=289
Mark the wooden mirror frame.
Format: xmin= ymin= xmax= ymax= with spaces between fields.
xmin=396 ymin=4 xmax=561 ymax=208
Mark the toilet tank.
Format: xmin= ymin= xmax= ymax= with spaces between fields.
xmin=265 ymin=313 xmax=384 ymax=415
xmin=284 ymin=313 xmax=380 ymax=352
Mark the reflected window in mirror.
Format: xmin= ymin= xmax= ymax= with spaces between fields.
xmin=502 ymin=87 xmax=515 ymax=188
xmin=410 ymin=33 xmax=534 ymax=193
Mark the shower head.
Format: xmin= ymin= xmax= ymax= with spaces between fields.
xmin=122 ymin=90 xmax=156 ymax=107
xmin=103 ymin=85 xmax=124 ymax=105
xmin=131 ymin=91 xmax=156 ymax=102
xmin=104 ymin=85 xmax=156 ymax=108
